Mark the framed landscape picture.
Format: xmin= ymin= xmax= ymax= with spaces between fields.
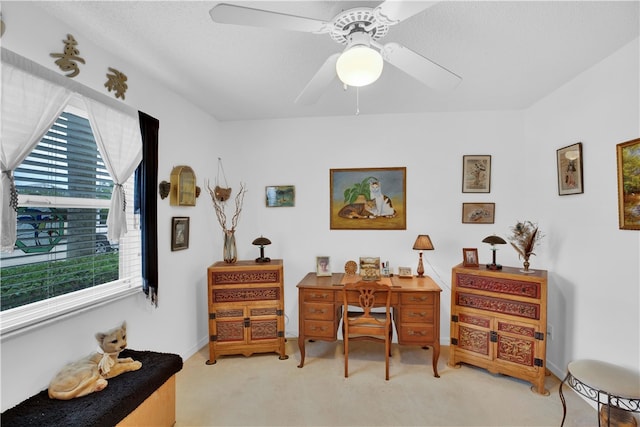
xmin=330 ymin=167 xmax=406 ymax=230
xmin=557 ymin=142 xmax=584 ymax=195
xmin=265 ymin=185 xmax=295 ymax=207
xmin=462 ymin=155 xmax=491 ymax=193
xmin=462 ymin=202 xmax=495 ymax=224
xmin=617 ymin=138 xmax=640 ymax=230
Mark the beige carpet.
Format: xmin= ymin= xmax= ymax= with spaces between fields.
xmin=176 ymin=339 xmax=599 ymax=427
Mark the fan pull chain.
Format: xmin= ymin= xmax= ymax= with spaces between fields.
xmin=356 ymin=87 xmax=360 ymax=116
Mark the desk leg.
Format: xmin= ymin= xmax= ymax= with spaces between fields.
xmin=298 ymin=335 xmax=306 ymax=368
xmin=432 ymin=341 xmax=440 ymax=378
xmin=559 ymin=372 xmax=569 ymax=427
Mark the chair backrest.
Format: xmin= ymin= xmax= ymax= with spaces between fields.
xmin=343 ymin=280 xmax=392 ymax=334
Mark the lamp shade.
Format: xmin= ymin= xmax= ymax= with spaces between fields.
xmin=336 ymin=45 xmax=383 ymax=87
xmin=413 ymin=235 xmax=434 ymax=251
xmin=482 ymin=235 xmax=506 ymax=245
xmin=252 ymin=237 xmax=271 ymax=246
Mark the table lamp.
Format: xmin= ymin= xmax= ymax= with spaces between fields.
xmin=482 ymin=235 xmax=507 ymax=270
xmin=412 ymin=235 xmax=434 ymax=278
xmin=252 ymin=236 xmax=271 ymax=263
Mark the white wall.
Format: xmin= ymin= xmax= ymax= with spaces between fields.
xmin=1 ymin=2 xmax=638 ymax=412
xmin=524 ymin=38 xmax=640 ymax=374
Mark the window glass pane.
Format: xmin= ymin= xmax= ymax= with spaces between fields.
xmin=0 ymin=109 xmax=135 ymax=313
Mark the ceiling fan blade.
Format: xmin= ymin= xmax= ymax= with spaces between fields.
xmin=209 ymin=3 xmax=330 ymax=33
xmin=380 ymin=42 xmax=462 ymax=91
xmin=374 ymin=0 xmax=438 ymax=25
xmin=295 ymin=53 xmax=340 ymax=105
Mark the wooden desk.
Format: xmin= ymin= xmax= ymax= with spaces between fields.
xmin=296 ymin=273 xmax=442 ymax=377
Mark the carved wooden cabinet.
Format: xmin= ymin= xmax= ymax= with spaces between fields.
xmin=206 ymin=260 xmax=287 ymax=364
xmin=449 ymin=264 xmax=548 ymax=394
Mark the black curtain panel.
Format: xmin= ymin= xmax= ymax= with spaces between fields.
xmin=135 ymin=111 xmax=159 ymax=305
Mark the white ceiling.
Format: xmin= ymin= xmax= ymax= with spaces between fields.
xmin=34 ymin=1 xmax=639 ymax=122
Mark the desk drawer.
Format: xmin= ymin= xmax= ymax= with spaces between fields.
xmin=397 ymin=324 xmax=435 ymax=343
xmin=303 ymin=290 xmax=334 ymax=302
xmin=304 ymin=320 xmax=335 ymax=338
xmin=303 ymin=303 xmax=334 ymax=320
xmin=398 ymin=306 xmax=434 ymax=323
xmin=400 ymin=292 xmax=434 ymax=305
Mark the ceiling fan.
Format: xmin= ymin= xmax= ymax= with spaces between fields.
xmin=209 ymin=1 xmax=462 ymax=105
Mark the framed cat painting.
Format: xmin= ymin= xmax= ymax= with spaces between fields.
xmin=330 ymin=167 xmax=406 ymax=230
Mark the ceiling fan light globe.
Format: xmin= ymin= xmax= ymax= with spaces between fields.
xmin=336 ymin=46 xmax=383 ymax=87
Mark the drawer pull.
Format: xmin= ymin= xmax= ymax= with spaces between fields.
xmin=310 ymin=325 xmax=328 ymax=332
xmin=408 ymin=312 xmax=428 ymax=318
xmin=408 ymin=330 xmax=427 ymax=336
xmin=310 ymin=293 xmax=329 ymax=299
xmin=309 ymin=308 xmax=328 ymax=314
xmin=409 ymin=296 xmax=429 ymax=302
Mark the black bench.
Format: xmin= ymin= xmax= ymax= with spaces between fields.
xmin=1 ymin=349 xmax=183 ymax=427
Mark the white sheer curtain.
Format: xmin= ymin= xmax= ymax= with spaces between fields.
xmin=83 ymin=98 xmax=142 ymax=241
xmin=0 ymin=62 xmax=72 ymax=252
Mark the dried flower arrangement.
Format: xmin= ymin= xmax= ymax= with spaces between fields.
xmin=507 ymin=220 xmax=543 ymax=271
xmin=207 ymin=181 xmax=247 ymax=263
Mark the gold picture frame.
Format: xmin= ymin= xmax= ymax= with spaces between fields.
xmin=617 ymin=138 xmax=640 ymax=230
xmin=557 ymin=142 xmax=584 ymax=195
xmin=330 ymin=167 xmax=406 ymax=230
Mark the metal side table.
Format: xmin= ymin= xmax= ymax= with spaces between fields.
xmin=560 ymin=359 xmax=640 ymax=427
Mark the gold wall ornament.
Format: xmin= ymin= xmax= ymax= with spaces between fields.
xmin=170 ymin=166 xmax=196 ymax=206
xmin=50 ymin=34 xmax=85 ymax=78
xmin=159 ymin=181 xmax=171 ymax=199
xmin=105 ymin=67 xmax=128 ymax=100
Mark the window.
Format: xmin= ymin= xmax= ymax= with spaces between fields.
xmin=0 ymin=105 xmax=141 ymax=334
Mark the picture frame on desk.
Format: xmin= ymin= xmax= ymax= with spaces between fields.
xmin=359 ymin=257 xmax=381 ymax=281
xmin=397 ymin=266 xmax=412 ymax=278
xmin=462 ymin=248 xmax=479 ymax=267
xmin=316 ymin=256 xmax=331 ymax=276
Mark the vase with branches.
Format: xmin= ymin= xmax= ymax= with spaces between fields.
xmin=207 ymin=181 xmax=247 ymax=263
xmin=507 ymin=220 xmax=543 ymax=273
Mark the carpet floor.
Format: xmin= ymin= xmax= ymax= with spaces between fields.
xmin=176 ymin=339 xmax=601 ymax=426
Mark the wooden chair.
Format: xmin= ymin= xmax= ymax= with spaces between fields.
xmin=342 ymin=280 xmax=393 ymax=380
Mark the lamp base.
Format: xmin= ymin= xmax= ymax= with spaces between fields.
xmin=486 ymin=263 xmax=502 ymax=270
xmin=255 ymin=257 xmax=271 ymax=263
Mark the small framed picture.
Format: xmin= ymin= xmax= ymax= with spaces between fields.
xmin=557 ymin=142 xmax=584 ymax=196
xmin=171 ymin=217 xmax=189 ymax=251
xmin=359 ymin=257 xmax=381 ymax=281
xmin=316 ymin=256 xmax=331 ymax=276
xmin=462 ymin=248 xmax=479 ymax=267
xmin=617 ymin=138 xmax=640 ymax=230
xmin=266 ymin=185 xmax=295 ymax=207
xmin=398 ymin=267 xmax=412 ymax=278
xmin=462 ymin=155 xmax=491 ymax=193
xmin=462 ymin=202 xmax=495 ymax=224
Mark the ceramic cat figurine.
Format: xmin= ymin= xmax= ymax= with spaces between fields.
xmin=369 ymin=180 xmax=396 ymax=217
xmin=48 ymin=322 xmax=142 ymax=400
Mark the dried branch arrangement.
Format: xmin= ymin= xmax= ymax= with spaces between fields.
xmin=507 ymin=220 xmax=543 ymax=261
xmin=207 ymin=181 xmax=247 ymax=233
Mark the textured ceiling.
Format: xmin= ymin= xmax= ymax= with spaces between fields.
xmin=33 ymin=1 xmax=639 ymax=122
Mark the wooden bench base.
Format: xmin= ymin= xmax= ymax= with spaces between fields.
xmin=117 ymin=375 xmax=176 ymax=427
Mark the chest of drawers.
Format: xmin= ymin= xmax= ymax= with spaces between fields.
xmin=449 ymin=264 xmax=548 ymax=394
xmin=206 ymin=260 xmax=287 ymax=364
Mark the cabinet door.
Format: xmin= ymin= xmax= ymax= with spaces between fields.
xmin=215 ymin=307 xmax=246 ymax=343
xmin=248 ymin=306 xmax=279 ymax=342
xmin=494 ymin=318 xmax=542 ymax=372
xmin=453 ymin=311 xmax=494 ymax=361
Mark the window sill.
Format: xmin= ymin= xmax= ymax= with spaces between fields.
xmin=0 ymin=278 xmax=142 ymax=339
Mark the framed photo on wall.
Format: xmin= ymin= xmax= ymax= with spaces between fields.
xmin=330 ymin=167 xmax=406 ymax=230
xmin=316 ymin=256 xmax=331 ymax=276
xmin=462 ymin=155 xmax=491 ymax=193
xmin=462 ymin=248 xmax=479 ymax=267
xmin=265 ymin=185 xmax=295 ymax=207
xmin=171 ymin=217 xmax=189 ymax=251
xmin=617 ymin=138 xmax=640 ymax=230
xmin=557 ymin=142 xmax=584 ymax=195
xmin=462 ymin=202 xmax=495 ymax=224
